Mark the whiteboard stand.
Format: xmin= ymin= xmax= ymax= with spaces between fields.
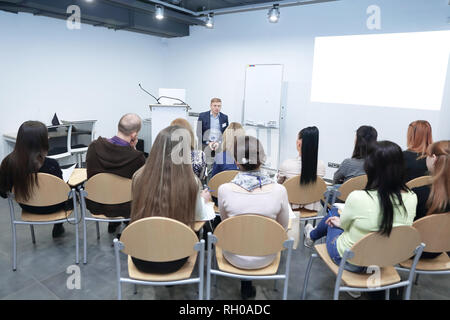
xmin=242 ymin=64 xmax=284 ymax=171
xmin=149 ymin=104 xmax=189 ymax=145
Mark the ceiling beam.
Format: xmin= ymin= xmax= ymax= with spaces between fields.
xmin=0 ymin=0 xmax=191 ymax=37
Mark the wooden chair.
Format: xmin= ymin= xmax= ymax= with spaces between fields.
xmin=334 ymin=175 xmax=368 ymax=203
xmin=206 ymin=214 xmax=294 ymax=300
xmin=396 ymin=213 xmax=450 ymax=286
xmin=113 ymin=217 xmax=205 ymax=300
xmin=302 ymin=226 xmax=424 ymax=300
xmin=406 ymin=175 xmax=432 ymax=189
xmin=207 ymin=170 xmax=239 ymax=212
xmin=7 ymin=173 xmax=79 ymax=270
xmin=282 ymin=175 xmax=328 ymax=220
xmin=79 ymin=173 xmax=132 ymax=264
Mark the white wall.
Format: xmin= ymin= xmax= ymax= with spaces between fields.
xmin=164 ymin=0 xmax=450 ymax=178
xmin=0 ymin=11 xmax=168 ymax=159
xmin=1 ymin=0 xmax=449 ymax=177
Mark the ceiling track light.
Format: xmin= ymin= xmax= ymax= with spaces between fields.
xmin=205 ymin=13 xmax=214 ymax=29
xmin=155 ymin=5 xmax=164 ymax=20
xmin=268 ymin=4 xmax=280 ymax=23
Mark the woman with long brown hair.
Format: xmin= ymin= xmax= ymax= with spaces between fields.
xmin=0 ymin=121 xmax=71 ymax=237
xmin=404 ymin=120 xmax=433 ymax=182
xmin=413 ymin=140 xmax=449 ymax=259
xmin=129 ymin=125 xmax=214 ymax=273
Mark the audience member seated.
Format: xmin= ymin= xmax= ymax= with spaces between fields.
xmin=304 ymin=141 xmax=417 ymax=277
xmin=413 ymin=140 xmax=449 ymax=259
xmin=277 ymin=126 xmax=326 ymax=211
xmin=170 ymin=118 xmax=206 ymax=180
xmin=403 ymin=120 xmax=433 ymax=182
xmin=130 ymin=125 xmax=215 ymax=274
xmin=209 ymin=122 xmax=245 ymax=179
xmin=218 ymin=135 xmax=290 ymax=299
xmin=333 ymin=125 xmax=377 ymax=184
xmin=86 ymin=113 xmax=146 ymax=234
xmin=0 ymin=121 xmax=73 ymax=238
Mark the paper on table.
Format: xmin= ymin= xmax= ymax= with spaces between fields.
xmin=197 ymin=201 xmax=217 ymax=221
xmin=62 ymin=164 xmax=77 ymax=183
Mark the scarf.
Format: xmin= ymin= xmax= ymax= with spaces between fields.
xmin=231 ymin=170 xmax=274 ymax=192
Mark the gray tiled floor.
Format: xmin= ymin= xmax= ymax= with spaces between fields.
xmin=0 ymin=199 xmax=449 ymax=300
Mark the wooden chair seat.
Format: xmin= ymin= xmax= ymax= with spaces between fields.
xmin=21 ymin=209 xmax=73 ymax=222
xmin=193 ymin=221 xmax=205 ymax=233
xmin=399 ymin=253 xmax=450 ymax=271
xmin=315 ymin=244 xmax=401 ymax=288
xmin=297 ymin=208 xmax=319 ymax=218
xmin=127 ymin=253 xmax=198 ymax=282
xmin=90 ymin=213 xmax=128 ymax=220
xmin=215 ymin=246 xmax=281 ymax=276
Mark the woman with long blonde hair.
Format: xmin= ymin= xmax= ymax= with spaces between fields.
xmin=209 ymin=122 xmax=245 ymax=178
xmin=170 ymin=118 xmax=206 ymax=179
xmin=404 ymin=120 xmax=433 ymax=182
xmin=130 ymin=125 xmax=214 ymax=273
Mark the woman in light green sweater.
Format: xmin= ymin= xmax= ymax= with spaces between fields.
xmin=304 ymin=141 xmax=417 ymax=273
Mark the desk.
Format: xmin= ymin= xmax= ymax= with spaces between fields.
xmin=68 ymin=168 xmax=87 ymax=188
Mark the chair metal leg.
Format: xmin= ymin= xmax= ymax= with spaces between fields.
xmin=12 ymin=223 xmax=17 ymax=271
xmin=83 ymin=217 xmax=87 ymax=264
xmin=385 ymin=289 xmax=390 ymax=300
xmin=73 ymin=191 xmax=79 ymax=265
xmin=30 ymin=225 xmax=36 ymax=244
xmin=414 ymin=274 xmax=420 ymax=285
xmin=302 ymin=253 xmax=316 ymax=300
xmin=96 ymin=221 xmax=100 ymax=239
xmin=134 ymin=284 xmax=138 ymax=294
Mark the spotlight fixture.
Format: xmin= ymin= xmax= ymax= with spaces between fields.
xmin=268 ymin=5 xmax=280 ymax=23
xmin=155 ymin=5 xmax=164 ymax=20
xmin=205 ymin=13 xmax=214 ymax=29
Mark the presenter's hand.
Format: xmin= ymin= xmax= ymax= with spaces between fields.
xmin=208 ymin=141 xmax=218 ymax=151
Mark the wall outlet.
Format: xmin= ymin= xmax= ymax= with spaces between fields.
xmin=328 ymin=162 xmax=340 ymax=168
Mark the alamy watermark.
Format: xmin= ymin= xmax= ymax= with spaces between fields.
xmin=66 ymin=265 xmax=81 ymax=290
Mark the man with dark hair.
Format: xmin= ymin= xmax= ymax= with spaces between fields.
xmin=86 ymin=113 xmax=145 ymax=233
xmin=197 ymin=98 xmax=229 ymax=172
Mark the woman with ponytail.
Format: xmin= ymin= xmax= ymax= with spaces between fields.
xmin=277 ymin=126 xmax=326 ymax=211
xmin=304 ymin=141 xmax=417 ymax=273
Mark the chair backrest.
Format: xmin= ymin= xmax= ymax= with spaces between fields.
xmin=207 ymin=170 xmax=239 ymax=198
xmin=282 ymin=175 xmax=327 ymax=205
xmin=120 ymin=217 xmax=199 ymax=262
xmin=337 ymin=175 xmax=368 ymax=201
xmin=406 ymin=175 xmax=432 ymax=189
xmin=14 ymin=173 xmax=71 ymax=206
xmin=413 ymin=212 xmax=450 ymax=253
xmin=84 ymin=173 xmax=132 ymax=204
xmin=348 ymin=226 xmax=421 ymax=267
xmin=213 ymin=214 xmax=287 ymax=256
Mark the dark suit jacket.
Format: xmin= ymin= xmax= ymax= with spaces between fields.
xmin=196 ymin=111 xmax=229 ymax=147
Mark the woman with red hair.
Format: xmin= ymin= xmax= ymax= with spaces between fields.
xmin=403 ymin=120 xmax=433 ymax=182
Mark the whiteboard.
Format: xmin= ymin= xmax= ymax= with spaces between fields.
xmin=243 ymin=64 xmax=283 ymax=127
